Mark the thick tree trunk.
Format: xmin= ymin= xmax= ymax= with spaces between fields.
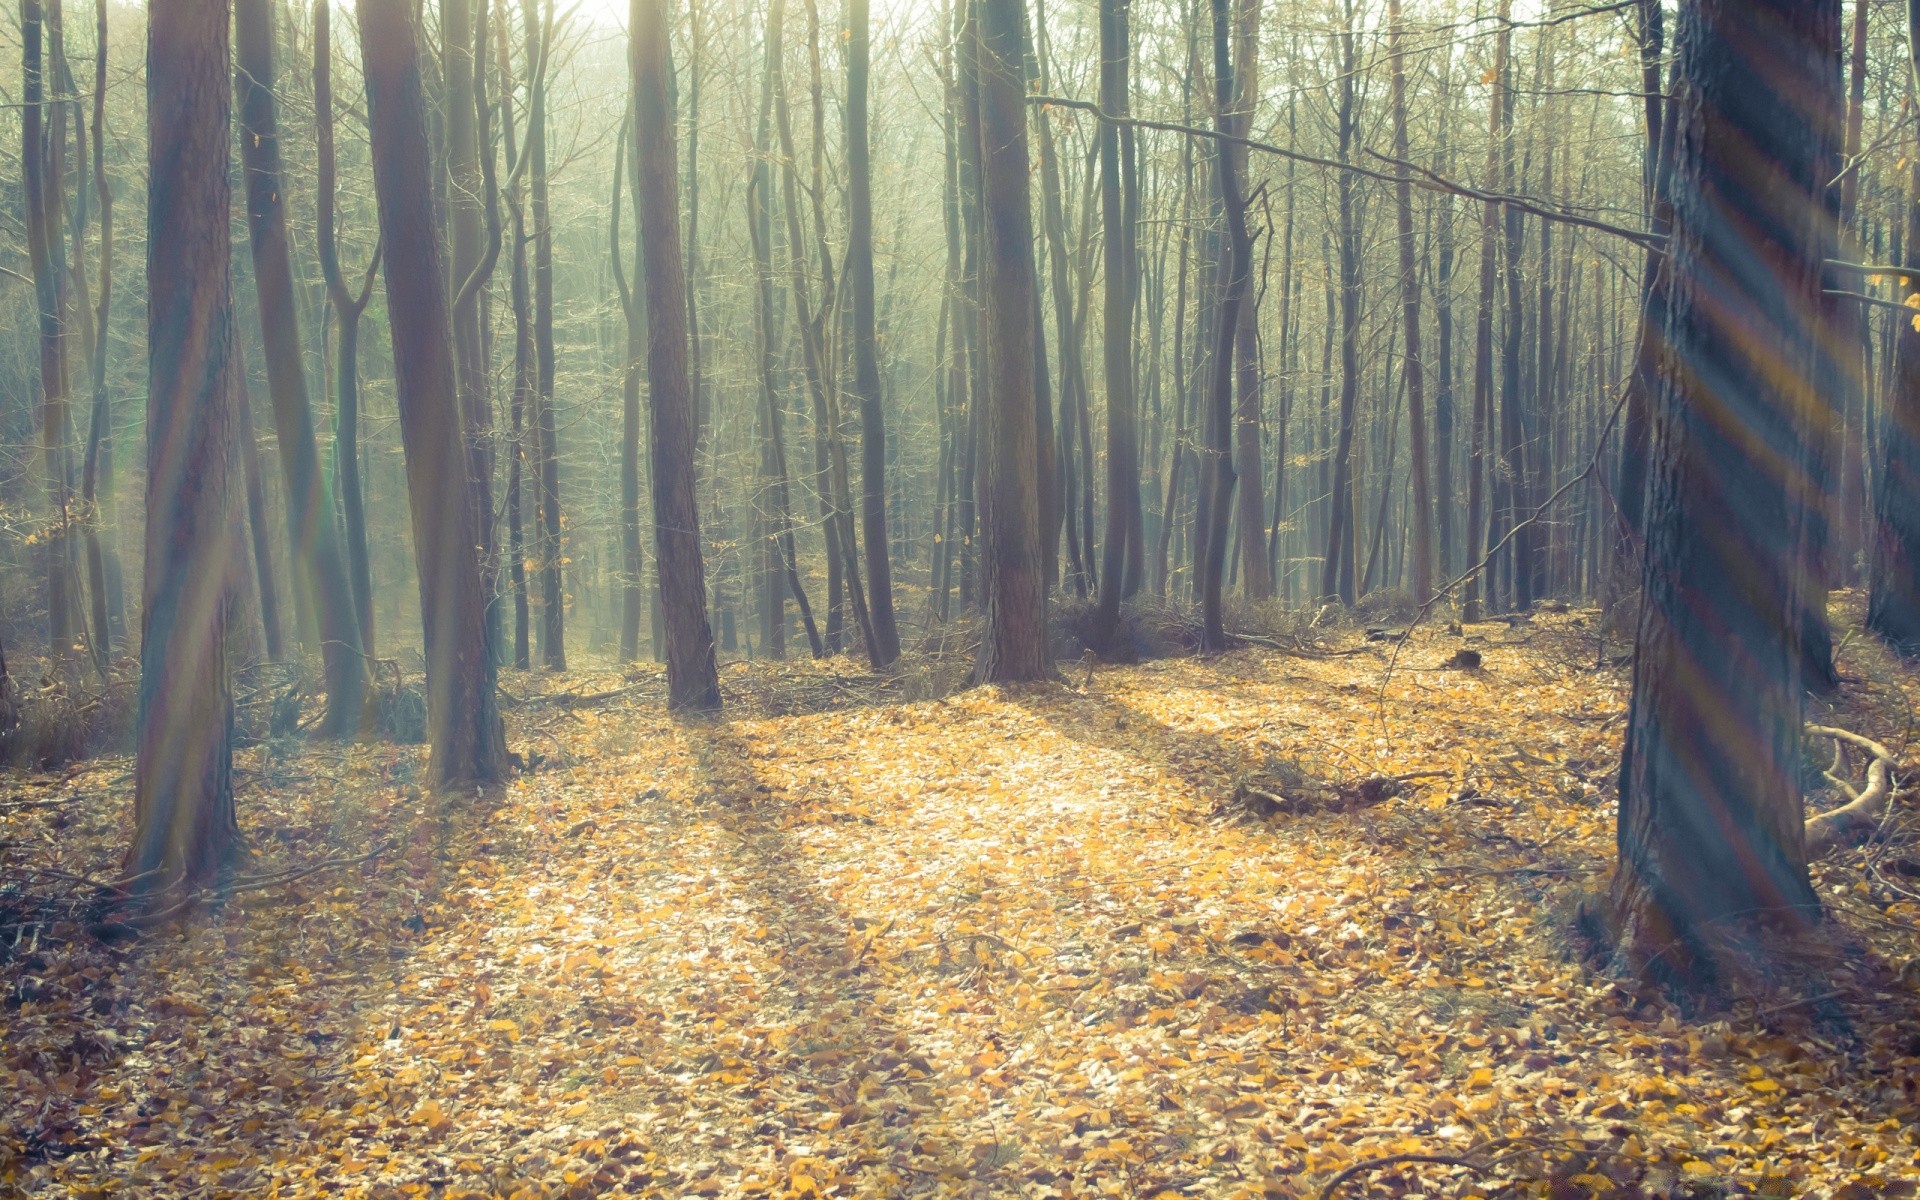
xmin=358 ymin=0 xmax=510 ymax=788
xmin=632 ymin=0 xmax=722 ymax=709
xmin=1867 ymin=0 xmax=1920 ymax=653
xmin=972 ymin=0 xmax=1050 ymax=683
xmin=1611 ymin=0 xmax=1837 ymax=983
xmin=236 ymin=0 xmax=365 ymax=733
xmin=132 ymin=0 xmax=241 ymax=898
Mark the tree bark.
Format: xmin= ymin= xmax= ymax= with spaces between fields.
xmin=1611 ymin=0 xmax=1837 ymax=983
xmin=1093 ymin=0 xmax=1145 ymax=648
xmin=1227 ymin=0 xmax=1269 ymax=602
xmin=632 ymin=0 xmax=722 ymax=709
xmin=132 ymin=0 xmax=241 ymax=898
xmin=847 ymin=0 xmax=900 ymax=667
xmin=236 ymin=0 xmax=365 ymax=732
xmin=1320 ymin=1 xmax=1360 ymax=606
xmin=358 ymin=0 xmax=510 ymax=788
xmin=23 ymin=0 xmax=75 ymax=664
xmin=972 ymin=0 xmax=1050 ymax=683
xmin=1867 ymin=0 xmax=1920 ymax=653
xmin=1388 ymin=0 xmax=1433 ymax=603
xmin=524 ymin=0 xmax=566 ymax=670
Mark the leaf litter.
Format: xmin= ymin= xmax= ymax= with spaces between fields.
xmin=3 ymin=606 xmax=1919 ymax=1198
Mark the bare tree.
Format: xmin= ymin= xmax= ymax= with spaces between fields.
xmin=131 ymin=0 xmax=242 ymax=897
xmin=358 ymin=0 xmax=510 ymax=787
xmin=632 ymin=0 xmax=722 ymax=709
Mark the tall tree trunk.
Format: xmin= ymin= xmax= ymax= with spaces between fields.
xmin=236 ymin=0 xmax=365 ymax=733
xmin=1464 ymin=11 xmax=1506 ymax=623
xmin=447 ymin=0 xmax=503 ymax=667
xmin=1093 ymin=0 xmax=1144 ymax=649
xmin=524 ymin=0 xmax=566 ymax=670
xmin=1320 ymin=2 xmax=1360 ymax=606
xmin=1228 ymin=0 xmax=1269 ymax=602
xmin=315 ymin=1 xmax=382 ymax=656
xmin=972 ymin=0 xmax=1050 ymax=682
xmin=1610 ymin=0 xmax=1837 ymax=984
xmin=358 ymin=0 xmax=510 ymax=788
xmin=80 ymin=0 xmax=119 ymax=664
xmin=133 ymin=0 xmax=241 ymax=899
xmin=1867 ymin=0 xmax=1920 ymax=652
xmin=847 ymin=0 xmax=900 ymax=667
xmin=23 ymin=0 xmax=74 ymax=663
xmin=612 ymin=110 xmax=648 ymax=663
xmin=1194 ymin=0 xmax=1252 ymax=647
xmin=632 ymin=0 xmax=723 ymax=709
xmin=1388 ymin=0 xmax=1433 ymax=603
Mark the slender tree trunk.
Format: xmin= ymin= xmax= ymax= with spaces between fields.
xmin=1093 ymin=0 xmax=1144 ymax=649
xmin=1227 ymin=0 xmax=1270 ymax=603
xmin=846 ymin=0 xmax=900 ymax=667
xmin=612 ymin=113 xmax=648 ymax=662
xmin=316 ymin=0 xmax=382 ymax=660
xmin=1610 ymin=0 xmax=1836 ymax=983
xmin=632 ymin=0 xmax=722 ymax=708
xmin=524 ymin=0 xmax=566 ymax=670
xmin=1321 ymin=2 xmax=1360 ymax=606
xmin=236 ymin=0 xmax=365 ymax=732
xmin=1388 ymin=0 xmax=1433 ymax=603
xmin=358 ymin=0 xmax=510 ymax=787
xmin=133 ymin=0 xmax=241 ymax=898
xmin=23 ymin=1 xmax=74 ymax=663
xmin=1464 ymin=15 xmax=1506 ymax=622
xmin=79 ymin=0 xmax=118 ymax=664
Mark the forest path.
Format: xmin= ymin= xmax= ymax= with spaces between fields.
xmin=4 ymin=610 xmax=1919 ymax=1197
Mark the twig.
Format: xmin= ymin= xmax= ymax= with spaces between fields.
xmin=1317 ymin=1153 xmax=1486 ymax=1200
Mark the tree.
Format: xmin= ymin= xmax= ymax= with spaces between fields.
xmin=358 ymin=0 xmax=510 ymax=788
xmin=1867 ymin=0 xmax=1920 ymax=653
xmin=847 ymin=0 xmax=901 ymax=667
xmin=314 ymin=0 xmax=383 ymax=657
xmin=1093 ymin=0 xmax=1144 ymax=651
xmin=972 ymin=0 xmax=1050 ymax=683
xmin=524 ymin=0 xmax=567 ymax=671
xmin=131 ymin=0 xmax=242 ymax=897
xmin=236 ymin=0 xmax=366 ymax=733
xmin=1610 ymin=0 xmax=1838 ymax=982
xmin=1387 ymin=0 xmax=1432 ymax=603
xmin=1228 ymin=0 xmax=1269 ymax=602
xmin=22 ymin=0 xmax=75 ymax=664
xmin=632 ymin=0 xmax=723 ymax=710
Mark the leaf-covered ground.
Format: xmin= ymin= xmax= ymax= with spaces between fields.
xmin=4 ymin=607 xmax=1919 ymax=1199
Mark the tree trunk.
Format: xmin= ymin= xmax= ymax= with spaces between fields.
xmin=612 ymin=112 xmax=648 ymax=663
xmin=132 ymin=0 xmax=241 ymax=899
xmin=1320 ymin=2 xmax=1360 ymax=606
xmin=1610 ymin=0 xmax=1837 ymax=983
xmin=358 ymin=0 xmax=510 ymax=788
xmin=524 ymin=0 xmax=566 ymax=671
xmin=1388 ymin=0 xmax=1433 ymax=603
xmin=236 ymin=0 xmax=365 ymax=733
xmin=847 ymin=0 xmax=900 ymax=667
xmin=632 ymin=0 xmax=722 ymax=709
xmin=23 ymin=1 xmax=75 ymax=664
xmin=78 ymin=0 xmax=118 ymax=667
xmin=236 ymin=367 xmax=285 ymax=664
xmin=1867 ymin=0 xmax=1920 ymax=653
xmin=1227 ymin=0 xmax=1269 ymax=603
xmin=972 ymin=0 xmax=1050 ymax=683
xmin=1093 ymin=0 xmax=1145 ymax=648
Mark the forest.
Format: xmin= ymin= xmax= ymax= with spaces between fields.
xmin=2 ymin=0 xmax=1920 ymax=1194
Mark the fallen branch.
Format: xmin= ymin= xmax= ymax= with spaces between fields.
xmin=1804 ymin=725 xmax=1899 ymax=857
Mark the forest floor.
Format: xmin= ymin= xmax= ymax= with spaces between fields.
xmin=3 ymin=601 xmax=1920 ymax=1200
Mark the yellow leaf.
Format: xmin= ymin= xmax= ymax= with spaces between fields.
xmin=1467 ymin=1067 xmax=1493 ymax=1088
xmin=1681 ymin=1161 xmax=1717 ymax=1177
xmin=489 ymin=1018 xmax=521 ymax=1041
